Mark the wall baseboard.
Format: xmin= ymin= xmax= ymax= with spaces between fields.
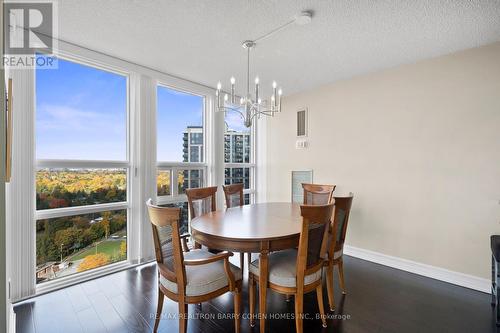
xmin=343 ymin=245 xmax=490 ymax=294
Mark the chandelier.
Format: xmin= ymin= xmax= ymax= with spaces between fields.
xmin=215 ymin=11 xmax=313 ymax=128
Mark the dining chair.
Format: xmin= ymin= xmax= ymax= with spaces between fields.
xmin=324 ymin=193 xmax=354 ymax=311
xmin=186 ymin=186 xmax=217 ymax=219
xmin=248 ymin=203 xmax=335 ymax=332
xmin=302 ymin=183 xmax=336 ymax=205
xmin=146 ymin=199 xmax=242 ymax=333
xmin=222 ymin=183 xmax=249 ymax=271
xmin=186 ymin=186 xmax=218 ymax=249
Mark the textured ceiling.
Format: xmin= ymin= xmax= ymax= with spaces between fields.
xmin=55 ymin=0 xmax=500 ymax=96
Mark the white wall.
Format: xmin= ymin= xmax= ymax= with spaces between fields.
xmin=266 ymin=42 xmax=500 ymax=280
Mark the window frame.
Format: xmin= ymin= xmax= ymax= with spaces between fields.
xmin=33 ymin=54 xmax=132 ymax=286
xmin=155 ymin=83 xmax=209 ymax=206
xmin=7 ymin=38 xmax=260 ymax=301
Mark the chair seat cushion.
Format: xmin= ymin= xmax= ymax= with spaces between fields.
xmin=160 ymin=249 xmax=242 ymax=297
xmin=249 ymin=249 xmax=322 ymax=288
xmin=492 ymin=236 xmax=500 ymax=261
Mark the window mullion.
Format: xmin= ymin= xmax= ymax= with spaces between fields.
xmin=172 ymin=167 xmax=178 ymax=197
xmin=35 ymin=202 xmax=129 ymax=220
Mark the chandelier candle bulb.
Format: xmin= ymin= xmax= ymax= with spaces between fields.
xmin=278 ymin=88 xmax=282 ymax=110
xmin=216 ymin=82 xmax=222 ymax=109
xmin=230 ymin=77 xmax=235 ymax=103
xmin=255 ymin=78 xmax=259 ymax=103
xmin=272 ymin=81 xmax=277 ymax=107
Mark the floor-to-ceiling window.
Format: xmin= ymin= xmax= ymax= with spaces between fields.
xmin=35 ymin=55 xmax=129 ymax=283
xmin=224 ymin=111 xmax=255 ymax=204
xmin=11 ymin=43 xmax=259 ymax=298
xmin=156 ymin=85 xmax=206 ymax=233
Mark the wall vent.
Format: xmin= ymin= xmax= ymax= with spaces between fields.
xmin=297 ymin=108 xmax=307 ymax=137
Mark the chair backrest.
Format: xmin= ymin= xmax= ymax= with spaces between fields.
xmin=222 ymin=183 xmax=244 ymax=208
xmin=296 ymin=203 xmax=335 ymax=285
xmin=146 ymin=199 xmax=186 ymax=287
xmin=328 ymin=193 xmax=354 ymax=257
xmin=186 ymin=186 xmax=218 ymax=219
xmin=302 ymin=183 xmax=336 ymax=205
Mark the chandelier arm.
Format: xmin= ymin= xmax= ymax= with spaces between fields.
xmin=221 ymin=106 xmax=246 ymax=121
xmin=249 ymin=110 xmax=271 ymax=122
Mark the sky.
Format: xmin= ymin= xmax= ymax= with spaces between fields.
xmin=36 ymin=55 xmax=127 ymax=160
xmin=157 ymin=86 xmax=203 ymax=161
xmin=36 ymin=55 xmax=249 ymax=162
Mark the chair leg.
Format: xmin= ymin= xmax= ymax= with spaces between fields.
xmin=338 ymin=259 xmax=346 ymax=294
xmin=153 ymin=288 xmax=164 ymax=332
xmin=326 ymin=263 xmax=335 ymax=311
xmin=294 ymin=293 xmax=304 ymax=333
xmin=178 ymin=301 xmax=188 ymax=333
xmin=234 ymin=287 xmax=242 ymax=333
xmin=497 ymin=261 xmax=500 ymax=327
xmin=249 ymin=274 xmax=256 ymax=327
xmin=240 ymin=253 xmax=244 ymax=272
xmin=492 ymin=255 xmax=496 ymax=306
xmin=316 ymin=285 xmax=327 ymax=328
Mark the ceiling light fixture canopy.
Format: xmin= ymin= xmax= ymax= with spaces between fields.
xmin=215 ymin=11 xmax=313 ymax=127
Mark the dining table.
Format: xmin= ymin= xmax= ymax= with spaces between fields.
xmin=190 ymin=202 xmax=303 ymax=333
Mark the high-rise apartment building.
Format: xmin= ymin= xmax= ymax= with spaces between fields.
xmin=182 ymin=125 xmax=251 ymax=196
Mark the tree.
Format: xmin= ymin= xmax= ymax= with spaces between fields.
xmin=77 ymin=229 xmax=94 ymax=248
xmin=77 ymin=253 xmax=110 ymax=272
xmin=54 ymin=228 xmax=79 ymax=252
xmin=120 ymin=241 xmax=126 ymax=258
xmin=89 ymin=223 xmax=105 ymax=241
xmin=72 ymin=216 xmax=89 ymax=229
xmin=101 ymin=213 xmax=111 ymax=239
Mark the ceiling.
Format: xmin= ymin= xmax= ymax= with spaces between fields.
xmin=56 ymin=0 xmax=500 ymax=96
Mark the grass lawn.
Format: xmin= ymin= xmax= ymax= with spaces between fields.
xmin=70 ymin=239 xmax=124 ymax=261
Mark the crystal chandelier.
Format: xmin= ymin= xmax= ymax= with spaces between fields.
xmin=215 ymin=11 xmax=313 ymax=128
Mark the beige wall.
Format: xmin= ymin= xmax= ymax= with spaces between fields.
xmin=266 ymin=42 xmax=500 ymax=279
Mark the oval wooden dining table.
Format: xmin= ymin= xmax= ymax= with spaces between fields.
xmin=190 ymin=202 xmax=303 ymax=333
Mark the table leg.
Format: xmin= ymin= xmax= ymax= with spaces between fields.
xmin=259 ymin=250 xmax=269 ymax=333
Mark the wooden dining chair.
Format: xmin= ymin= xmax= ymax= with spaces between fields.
xmin=222 ymin=183 xmax=249 ymax=271
xmin=146 ymin=199 xmax=242 ymax=333
xmin=222 ymin=183 xmax=244 ymax=208
xmin=186 ymin=186 xmax=217 ymax=219
xmin=324 ymin=193 xmax=354 ymax=311
xmin=248 ymin=203 xmax=335 ymax=333
xmin=302 ymin=183 xmax=336 ymax=205
xmin=186 ymin=186 xmax=218 ymax=249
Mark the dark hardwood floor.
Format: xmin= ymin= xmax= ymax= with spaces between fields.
xmin=14 ymin=255 xmax=497 ymax=333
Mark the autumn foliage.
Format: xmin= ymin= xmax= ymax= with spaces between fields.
xmin=77 ymin=253 xmax=110 ymax=272
xmin=36 ymin=169 xmax=127 ymax=210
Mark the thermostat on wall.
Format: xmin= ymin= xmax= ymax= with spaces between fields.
xmin=296 ymin=139 xmax=308 ymax=149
